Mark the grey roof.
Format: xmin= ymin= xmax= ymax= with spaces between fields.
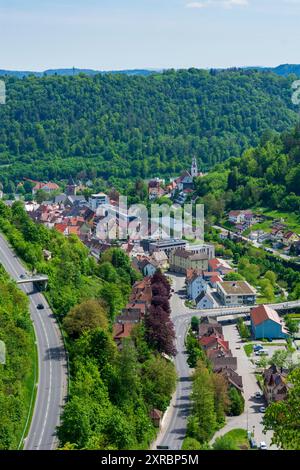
xmin=54 ymin=194 xmax=67 ymax=203
xmin=212 ymin=356 xmax=238 ymax=371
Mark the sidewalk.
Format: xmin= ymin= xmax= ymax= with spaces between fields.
xmin=150 ymin=389 xmax=177 ymax=450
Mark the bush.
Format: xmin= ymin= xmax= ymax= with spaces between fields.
xmin=228 ymin=387 xmax=245 ymax=416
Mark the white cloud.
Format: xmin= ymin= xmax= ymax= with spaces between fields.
xmin=186 ymin=0 xmax=249 ymax=9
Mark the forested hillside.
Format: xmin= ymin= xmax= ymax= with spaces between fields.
xmin=195 ymin=125 xmax=300 ymax=218
xmin=0 ymin=267 xmax=36 ymax=449
xmin=0 ymin=201 xmax=176 ymax=449
xmin=0 ymin=69 xmax=298 ymax=186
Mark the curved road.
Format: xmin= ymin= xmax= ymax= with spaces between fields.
xmin=0 ymin=234 xmax=68 ymax=450
xmin=157 ymin=273 xmax=194 ymax=449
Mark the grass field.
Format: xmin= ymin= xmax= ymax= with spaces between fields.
xmin=17 ymin=326 xmax=38 ymax=449
xmin=244 ymin=344 xmax=254 ymax=356
xmin=213 ymin=429 xmax=250 ymax=450
xmin=259 ymin=209 xmax=300 ymax=234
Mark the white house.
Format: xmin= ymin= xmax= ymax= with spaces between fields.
xmin=88 ymin=192 xmax=109 ymax=210
xmin=186 ymin=270 xmax=207 ymax=300
xmin=195 ymin=291 xmax=216 ymax=309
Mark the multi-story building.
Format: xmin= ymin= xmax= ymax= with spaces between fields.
xmin=216 ymin=281 xmax=256 ymax=306
xmin=169 ymin=249 xmax=209 ymax=274
xmin=88 ymin=192 xmax=109 ymax=210
xmin=142 ymin=238 xmax=187 ymax=255
xmin=187 ymin=243 xmax=215 ymax=259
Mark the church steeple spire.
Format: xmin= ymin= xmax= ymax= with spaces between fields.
xmin=191 ymin=156 xmax=198 ymax=178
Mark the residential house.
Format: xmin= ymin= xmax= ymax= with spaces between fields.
xmin=282 ymin=231 xmax=300 ymax=247
xmin=186 ymin=269 xmax=207 ymax=300
xmin=198 ymin=318 xmax=223 ymax=338
xmin=208 ymin=258 xmax=234 ymax=276
xmin=176 ymin=171 xmax=194 ymax=192
xmin=113 ymin=323 xmax=135 ymax=349
xmin=263 ymin=364 xmax=289 ymax=403
xmin=250 ymin=305 xmax=289 ymax=340
xmin=149 ymin=409 xmax=163 ymax=428
xmin=211 ymin=356 xmax=238 ymax=372
xmin=199 ymin=335 xmax=230 ymax=357
xmin=216 ymin=281 xmax=256 ymax=306
xmin=148 ymin=179 xmax=166 ymax=201
xmin=215 ymin=366 xmax=243 ymax=393
xmin=228 ymin=210 xmax=254 ymax=225
xmin=195 ymin=291 xmax=217 ymax=309
xmin=139 ymin=258 xmax=158 ymax=277
xmin=151 ymin=250 xmax=169 ymax=270
xmin=32 ymin=181 xmax=60 ymax=194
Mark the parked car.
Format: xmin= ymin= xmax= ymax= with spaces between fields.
xmin=255 ymin=392 xmax=262 ymax=399
xmin=19 ymin=274 xmax=25 ymax=279
xmin=255 ymin=349 xmax=268 ymax=356
xmin=259 ymin=441 xmax=267 ymax=450
xmin=259 ymin=406 xmax=266 ymax=413
xmin=253 ymin=344 xmax=263 ymax=351
xmin=37 ymin=303 xmax=44 ymax=310
xmin=250 ymin=438 xmax=258 ymax=449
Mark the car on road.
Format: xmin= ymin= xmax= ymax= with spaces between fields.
xmin=255 ymin=391 xmax=262 ymax=399
xmin=236 ymin=345 xmax=241 ymax=349
xmin=259 ymin=406 xmax=266 ymax=413
xmin=259 ymin=441 xmax=267 ymax=450
xmin=37 ymin=303 xmax=45 ymax=310
xmin=19 ymin=274 xmax=26 ymax=279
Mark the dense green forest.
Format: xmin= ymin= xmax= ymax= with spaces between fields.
xmin=0 ymin=266 xmax=36 ymax=449
xmin=195 ymin=125 xmax=300 ymax=218
xmin=0 ymin=69 xmax=298 ymax=189
xmin=0 ymin=201 xmax=176 ymax=449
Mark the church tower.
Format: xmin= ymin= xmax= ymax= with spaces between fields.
xmin=191 ymin=156 xmax=198 ymax=178
xmin=66 ymin=176 xmax=77 ymax=196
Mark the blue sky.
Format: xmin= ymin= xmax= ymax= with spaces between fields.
xmin=0 ymin=0 xmax=300 ymax=70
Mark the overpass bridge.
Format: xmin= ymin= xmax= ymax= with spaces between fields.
xmin=16 ymin=274 xmax=49 ymax=290
xmin=197 ymin=300 xmax=300 ymax=319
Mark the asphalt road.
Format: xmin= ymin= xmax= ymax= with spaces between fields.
xmin=0 ymin=234 xmax=68 ymax=450
xmin=158 ymin=274 xmax=194 ymax=449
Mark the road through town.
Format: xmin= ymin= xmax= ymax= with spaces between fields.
xmin=156 ymin=273 xmax=277 ymax=450
xmin=0 ymin=234 xmax=68 ymax=450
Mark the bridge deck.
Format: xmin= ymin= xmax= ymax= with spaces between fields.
xmin=16 ymin=276 xmax=49 ymax=285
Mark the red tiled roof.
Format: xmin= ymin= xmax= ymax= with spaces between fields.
xmin=68 ymin=226 xmax=80 ymax=235
xmin=210 ymin=275 xmax=222 ymax=283
xmin=113 ymin=323 xmax=135 ymax=340
xmin=54 ymin=223 xmax=68 ymax=233
xmin=149 ymin=409 xmax=163 ymax=420
xmin=251 ymin=305 xmax=287 ymax=330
